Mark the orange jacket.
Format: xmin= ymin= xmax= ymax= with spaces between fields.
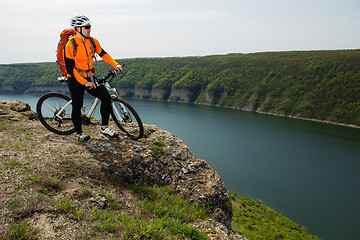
xmin=64 ymin=35 xmax=119 ymax=85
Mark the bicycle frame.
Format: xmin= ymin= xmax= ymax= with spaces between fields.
xmin=53 ymin=83 xmax=128 ymax=122
xmin=85 ymin=97 xmax=100 ymax=119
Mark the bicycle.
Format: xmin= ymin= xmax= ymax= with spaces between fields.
xmin=36 ymin=69 xmax=144 ymax=139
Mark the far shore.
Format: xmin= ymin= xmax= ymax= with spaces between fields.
xmin=1 ymin=92 xmax=360 ymax=130
xmin=194 ymin=101 xmax=360 ymax=130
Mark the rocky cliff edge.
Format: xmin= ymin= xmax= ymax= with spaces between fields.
xmin=0 ymin=100 xmax=245 ymax=239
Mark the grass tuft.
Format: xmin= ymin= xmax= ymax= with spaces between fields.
xmin=53 ymin=197 xmax=74 ymax=213
xmin=10 ymin=220 xmax=40 ymax=240
xmin=151 ymin=140 xmax=165 ymax=157
xmin=42 ymin=176 xmax=62 ymax=190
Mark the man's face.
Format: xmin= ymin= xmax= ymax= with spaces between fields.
xmin=82 ymin=25 xmax=91 ymax=38
xmin=76 ymin=25 xmax=91 ymax=38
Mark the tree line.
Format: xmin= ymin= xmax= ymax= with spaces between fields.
xmin=1 ymin=49 xmax=359 ymax=126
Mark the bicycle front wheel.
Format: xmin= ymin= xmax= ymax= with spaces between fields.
xmin=36 ymin=92 xmax=75 ymax=135
xmin=111 ymin=98 xmax=144 ymax=139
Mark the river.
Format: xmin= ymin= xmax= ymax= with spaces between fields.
xmin=1 ymin=94 xmax=360 ymax=240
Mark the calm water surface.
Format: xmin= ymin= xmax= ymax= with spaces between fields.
xmin=1 ymin=94 xmax=360 ymax=240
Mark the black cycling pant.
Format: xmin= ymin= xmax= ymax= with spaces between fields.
xmin=67 ymin=77 xmax=112 ymax=134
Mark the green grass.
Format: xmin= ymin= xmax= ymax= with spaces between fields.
xmin=231 ymin=193 xmax=320 ymax=240
xmin=99 ymin=190 xmax=122 ymax=209
xmin=2 ymin=184 xmax=209 ymax=240
xmin=87 ymin=185 xmax=209 ymax=239
xmin=9 ymin=220 xmax=40 ymax=240
xmin=53 ymin=197 xmax=74 ymax=213
xmin=0 ymin=119 xmax=10 ymax=131
xmin=120 ymin=215 xmax=207 ymax=240
xmin=151 ymin=140 xmax=165 ymax=157
xmin=9 ymin=200 xmax=23 ymax=213
xmin=90 ymin=209 xmax=207 ymax=240
xmin=133 ymin=184 xmax=208 ymax=222
xmin=37 ymin=188 xmax=49 ymax=201
xmin=4 ymin=159 xmax=22 ymax=169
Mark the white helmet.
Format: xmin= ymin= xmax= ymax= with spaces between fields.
xmin=70 ymin=15 xmax=91 ymax=27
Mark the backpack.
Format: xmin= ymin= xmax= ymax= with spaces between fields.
xmin=56 ymin=28 xmax=97 ymax=77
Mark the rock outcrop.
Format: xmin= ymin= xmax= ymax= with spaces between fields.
xmin=0 ymin=100 xmax=37 ymax=120
xmin=0 ymin=100 xmax=243 ymax=239
xmin=88 ymin=125 xmax=233 ymax=229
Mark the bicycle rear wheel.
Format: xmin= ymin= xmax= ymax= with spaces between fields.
xmin=111 ymin=98 xmax=144 ymax=139
xmin=36 ymin=92 xmax=75 ymax=135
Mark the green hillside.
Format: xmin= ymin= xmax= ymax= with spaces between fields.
xmin=1 ymin=49 xmax=359 ymax=126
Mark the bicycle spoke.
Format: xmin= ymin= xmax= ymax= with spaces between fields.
xmin=37 ymin=93 xmax=75 ymax=135
xmin=111 ymin=98 xmax=143 ymax=139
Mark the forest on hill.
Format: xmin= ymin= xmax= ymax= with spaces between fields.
xmin=1 ymin=49 xmax=359 ymax=126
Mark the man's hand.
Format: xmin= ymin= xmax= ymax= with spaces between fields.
xmin=85 ymin=81 xmax=96 ymax=89
xmin=115 ymin=64 xmax=123 ymax=73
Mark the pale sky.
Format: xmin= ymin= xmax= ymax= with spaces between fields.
xmin=0 ymin=0 xmax=359 ymax=64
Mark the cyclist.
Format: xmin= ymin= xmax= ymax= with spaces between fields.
xmin=64 ymin=15 xmax=122 ymax=141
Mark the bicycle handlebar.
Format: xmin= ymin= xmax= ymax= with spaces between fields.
xmin=95 ymin=70 xmax=118 ymax=84
xmin=95 ymin=63 xmax=125 ymax=85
